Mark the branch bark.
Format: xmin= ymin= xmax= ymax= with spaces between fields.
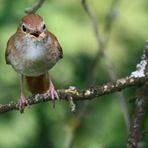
xmin=127 ymin=86 xmax=148 ymax=148
xmin=0 ymin=76 xmax=145 ymax=113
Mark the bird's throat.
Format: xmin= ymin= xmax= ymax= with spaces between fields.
xmin=19 ymin=35 xmax=47 ymax=60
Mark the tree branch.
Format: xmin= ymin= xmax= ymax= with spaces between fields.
xmin=127 ymin=86 xmax=148 ymax=148
xmin=127 ymin=48 xmax=148 ymax=147
xmin=0 ymin=76 xmax=146 ymax=114
xmin=25 ymin=0 xmax=46 ymax=14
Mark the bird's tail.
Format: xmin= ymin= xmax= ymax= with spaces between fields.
xmin=25 ymin=73 xmax=49 ymax=94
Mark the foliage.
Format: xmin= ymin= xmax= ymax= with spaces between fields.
xmin=0 ymin=0 xmax=147 ymax=147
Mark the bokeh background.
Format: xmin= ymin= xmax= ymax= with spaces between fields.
xmin=0 ymin=0 xmax=148 ymax=148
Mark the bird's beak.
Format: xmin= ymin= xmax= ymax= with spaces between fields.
xmin=29 ymin=32 xmax=44 ymax=41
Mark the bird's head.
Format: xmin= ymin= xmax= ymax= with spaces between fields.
xmin=19 ymin=13 xmax=46 ymax=41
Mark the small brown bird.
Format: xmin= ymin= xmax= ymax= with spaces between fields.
xmin=5 ymin=13 xmax=63 ymax=112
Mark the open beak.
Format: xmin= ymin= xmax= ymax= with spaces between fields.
xmin=29 ymin=31 xmax=43 ymax=41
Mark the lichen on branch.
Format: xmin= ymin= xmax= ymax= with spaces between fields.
xmin=0 ymin=76 xmax=146 ymax=114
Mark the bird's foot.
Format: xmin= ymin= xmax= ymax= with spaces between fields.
xmin=18 ymin=94 xmax=28 ymax=113
xmin=43 ymin=86 xmax=59 ymax=108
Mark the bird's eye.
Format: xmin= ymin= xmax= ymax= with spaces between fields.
xmin=22 ymin=25 xmax=27 ymax=32
xmin=43 ymin=24 xmax=46 ymax=30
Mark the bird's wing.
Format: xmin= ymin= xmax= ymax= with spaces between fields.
xmin=5 ymin=33 xmax=16 ymax=64
xmin=47 ymin=31 xmax=63 ymax=59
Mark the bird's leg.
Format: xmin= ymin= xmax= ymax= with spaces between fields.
xmin=43 ymin=73 xmax=59 ymax=107
xmin=18 ymin=75 xmax=28 ymax=113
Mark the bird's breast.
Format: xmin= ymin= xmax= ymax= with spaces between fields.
xmin=10 ymin=37 xmax=59 ymax=76
xmin=25 ymin=41 xmax=45 ymax=60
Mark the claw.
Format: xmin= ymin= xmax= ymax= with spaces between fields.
xmin=18 ymin=94 xmax=28 ymax=113
xmin=43 ymin=80 xmax=59 ymax=108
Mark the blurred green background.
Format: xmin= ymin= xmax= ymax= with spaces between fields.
xmin=0 ymin=0 xmax=148 ymax=148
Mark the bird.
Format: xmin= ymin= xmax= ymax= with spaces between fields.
xmin=5 ymin=13 xmax=63 ymax=113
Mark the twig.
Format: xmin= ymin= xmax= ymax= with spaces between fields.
xmin=69 ymin=2 xmax=122 ymax=146
xmin=82 ymin=0 xmax=104 ymax=85
xmin=0 ymin=76 xmax=146 ymax=114
xmin=103 ymin=0 xmax=119 ymax=44
xmin=25 ymin=0 xmax=46 ymax=14
xmin=82 ymin=0 xmax=130 ymax=129
xmin=68 ymin=96 xmax=76 ymax=112
xmin=84 ymin=0 xmax=119 ymax=85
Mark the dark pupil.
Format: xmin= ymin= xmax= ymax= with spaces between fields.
xmin=22 ymin=25 xmax=27 ymax=32
xmin=43 ymin=24 xmax=46 ymax=29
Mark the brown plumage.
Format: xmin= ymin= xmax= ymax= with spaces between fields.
xmin=22 ymin=14 xmax=43 ymax=28
xmin=25 ymin=73 xmax=49 ymax=94
xmin=5 ymin=13 xmax=63 ymax=112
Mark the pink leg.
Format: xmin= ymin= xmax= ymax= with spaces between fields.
xmin=43 ymin=73 xmax=59 ymax=107
xmin=18 ymin=75 xmax=28 ymax=113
